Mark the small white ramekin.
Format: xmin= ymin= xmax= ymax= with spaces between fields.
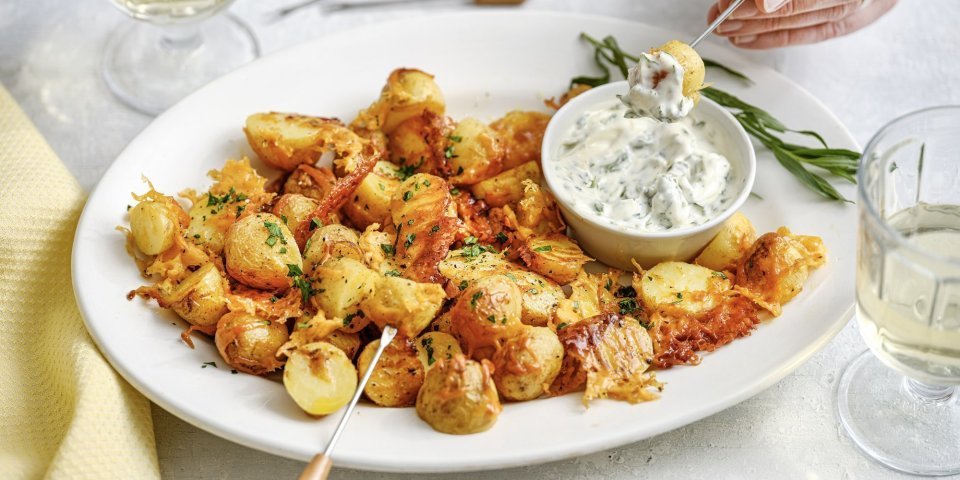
xmin=541 ymin=81 xmax=756 ymax=271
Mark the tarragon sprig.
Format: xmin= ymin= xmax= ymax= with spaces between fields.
xmin=572 ymin=33 xmax=859 ymax=202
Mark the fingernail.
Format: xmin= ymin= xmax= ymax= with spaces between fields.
xmin=763 ymin=0 xmax=788 ymax=12
xmin=717 ymin=20 xmax=743 ymax=33
xmin=734 ymin=35 xmax=758 ymax=44
xmin=730 ymin=2 xmax=759 ymax=19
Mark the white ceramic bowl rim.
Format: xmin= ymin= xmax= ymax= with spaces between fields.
xmin=541 ymin=80 xmax=757 ymax=239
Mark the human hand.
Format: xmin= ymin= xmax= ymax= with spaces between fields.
xmin=708 ymin=0 xmax=898 ymax=49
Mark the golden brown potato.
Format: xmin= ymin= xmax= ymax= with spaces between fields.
xmin=415 ymin=331 xmax=463 ymax=371
xmin=340 ymin=159 xmax=405 ymax=229
xmin=361 ymin=275 xmax=446 ymax=338
xmin=447 ymin=118 xmax=504 ymax=185
xmin=163 ymin=263 xmax=229 ymax=327
xmin=309 ymin=257 xmax=379 ymax=330
xmin=549 ymin=313 xmax=660 ymax=404
xmin=489 ymin=111 xmax=551 ymax=170
xmin=357 ymin=337 xmax=424 ymax=407
xmin=380 ymin=69 xmax=446 ymax=134
xmin=514 ymin=180 xmax=565 ymax=235
xmin=357 ymin=225 xmax=396 ymax=272
xmin=652 ymin=40 xmax=705 ymax=104
xmin=129 ymin=192 xmax=187 ymax=256
xmin=416 ymin=354 xmax=501 ymax=435
xmin=735 ymin=227 xmax=826 ymax=316
xmin=469 ymin=161 xmax=542 ymax=208
xmin=283 ymin=341 xmax=358 ymax=416
xmin=223 ymin=213 xmax=303 ymax=290
xmin=389 ymin=173 xmax=458 ymax=283
xmin=553 ymin=270 xmax=606 ymax=328
xmin=272 ymin=193 xmax=319 ymax=249
xmin=244 ymin=112 xmax=365 ymax=172
xmin=283 ymin=164 xmax=337 ymax=203
xmin=302 ymin=224 xmax=363 ymax=274
xmin=439 ymin=250 xmax=563 ymax=326
xmin=387 ymin=110 xmax=448 ymax=176
xmin=492 ymin=326 xmax=563 ymax=401
xmin=695 ymin=212 xmax=756 ymax=272
xmin=518 ymin=233 xmax=592 ymax=285
xmin=215 ymin=312 xmax=289 ymax=375
xmin=450 ymin=275 xmax=524 ymax=357
xmin=641 ymin=261 xmax=731 ymax=316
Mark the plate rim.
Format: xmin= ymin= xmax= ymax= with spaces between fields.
xmin=72 ymin=9 xmax=859 ymax=472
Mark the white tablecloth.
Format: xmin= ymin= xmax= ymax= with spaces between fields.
xmin=3 ymin=0 xmax=958 ymax=478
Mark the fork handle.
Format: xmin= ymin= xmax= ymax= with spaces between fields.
xmin=299 ymin=453 xmax=333 ymax=480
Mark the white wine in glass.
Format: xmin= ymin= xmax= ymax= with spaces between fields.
xmin=102 ymin=0 xmax=259 ymax=115
xmin=840 ymin=106 xmax=960 ymax=476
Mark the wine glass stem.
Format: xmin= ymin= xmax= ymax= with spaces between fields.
xmin=902 ymin=377 xmax=955 ymax=405
xmin=160 ymin=23 xmax=202 ymax=52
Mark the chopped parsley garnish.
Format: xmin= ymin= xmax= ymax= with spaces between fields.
xmin=534 ymin=245 xmax=553 ymax=252
xmin=296 ymin=322 xmax=309 ymax=329
xmin=396 ymin=159 xmax=423 ymax=181
xmin=458 ymin=280 xmax=469 ymax=290
xmin=431 ymin=225 xmax=440 ymax=233
xmin=712 ymin=271 xmax=728 ymax=280
xmin=448 ymin=134 xmax=463 ymax=143
xmin=449 ymin=188 xmax=460 ymax=196
xmin=279 ymin=247 xmax=287 ymax=254
xmin=444 ymin=145 xmax=457 ymax=159
xmin=464 ymin=236 xmax=478 ymax=245
xmin=235 ymin=205 xmax=246 ymax=218
xmin=404 ymin=233 xmax=416 ymax=248
xmin=286 ymin=264 xmax=303 ymax=277
xmin=421 ymin=337 xmax=436 ymax=366
xmin=201 ymin=361 xmax=217 ymax=369
xmin=269 ymin=296 xmax=279 ymax=303
xmin=618 ymin=298 xmax=640 ymax=315
xmin=343 ymin=311 xmax=364 ymax=327
xmin=402 ymin=191 xmax=413 ymax=202
xmin=380 ymin=243 xmax=395 ymax=256
xmin=470 ymin=291 xmax=483 ymax=309
xmin=310 ymin=218 xmax=322 ymax=230
xmin=557 ymin=322 xmax=569 ymax=330
xmin=615 ymin=285 xmax=637 ymax=298
xmin=264 ymin=220 xmax=287 ymax=246
xmin=487 ymin=315 xmax=496 ymax=324
xmin=385 ymin=269 xmax=401 ymax=277
xmin=495 ymin=232 xmax=508 ymax=243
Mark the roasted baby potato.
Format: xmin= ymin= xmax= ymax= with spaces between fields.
xmin=518 ymin=233 xmax=592 ymax=285
xmin=272 ymin=193 xmax=319 ymax=249
xmin=215 ymin=312 xmax=289 ymax=375
xmin=389 ymin=173 xmax=458 ymax=283
xmin=322 ymin=330 xmax=362 ymax=361
xmin=415 ymin=331 xmax=463 ymax=371
xmin=641 ymin=261 xmax=732 ymax=316
xmin=489 ymin=111 xmax=551 ymax=170
xmin=341 ymin=159 xmax=404 ymax=230
xmin=283 ymin=341 xmax=358 ymax=415
xmin=357 ymin=337 xmax=424 ymax=407
xmin=224 ymin=213 xmax=303 ymax=290
xmin=439 ymin=249 xmax=563 ymax=326
xmin=380 ymin=69 xmax=446 ymax=134
xmin=309 ymin=257 xmax=379 ymax=329
xmin=129 ymin=191 xmax=187 ymax=256
xmin=549 ymin=313 xmax=660 ymax=404
xmin=450 ymin=275 xmax=524 ymax=356
xmin=244 ymin=112 xmax=364 ymax=172
xmin=163 ymin=263 xmax=229 ymax=327
xmin=514 ymin=179 xmax=565 ymax=235
xmin=469 ymin=161 xmax=542 ymax=208
xmin=361 ymin=275 xmax=446 ymax=338
xmin=302 ymin=224 xmax=363 ymax=274
xmin=652 ymin=40 xmax=705 ymax=104
xmin=695 ymin=212 xmax=756 ymax=273
xmin=447 ymin=118 xmax=504 ymax=185
xmin=416 ymin=354 xmax=501 ymax=434
xmin=388 ymin=110 xmax=448 ymax=175
xmin=736 ymin=227 xmax=826 ymax=316
xmin=492 ymin=326 xmax=563 ymax=401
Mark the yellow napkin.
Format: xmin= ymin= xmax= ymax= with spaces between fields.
xmin=0 ymin=85 xmax=160 ymax=479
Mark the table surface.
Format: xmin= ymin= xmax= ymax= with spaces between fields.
xmin=5 ymin=0 xmax=959 ymax=478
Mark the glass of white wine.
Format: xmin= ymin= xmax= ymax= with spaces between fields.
xmin=840 ymin=106 xmax=960 ymax=476
xmin=102 ymin=0 xmax=259 ymax=115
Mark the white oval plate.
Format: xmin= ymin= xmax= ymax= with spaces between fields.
xmin=73 ymin=11 xmax=857 ymax=473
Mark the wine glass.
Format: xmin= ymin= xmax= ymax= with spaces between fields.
xmin=839 ymin=106 xmax=960 ymax=476
xmin=102 ymin=0 xmax=260 ymax=115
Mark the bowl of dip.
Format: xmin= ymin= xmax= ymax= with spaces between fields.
xmin=541 ymin=80 xmax=756 ymax=270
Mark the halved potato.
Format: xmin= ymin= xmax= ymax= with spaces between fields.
xmin=283 ymin=342 xmax=358 ymax=416
xmin=640 ymin=261 xmax=731 ymax=316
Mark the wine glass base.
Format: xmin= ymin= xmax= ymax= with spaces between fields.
xmin=837 ymin=350 xmax=960 ymax=476
xmin=102 ymin=13 xmax=259 ymax=115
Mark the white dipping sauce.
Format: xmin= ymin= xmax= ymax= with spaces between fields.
xmin=554 ymin=101 xmax=735 ymax=232
xmin=623 ymin=51 xmax=693 ymax=123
